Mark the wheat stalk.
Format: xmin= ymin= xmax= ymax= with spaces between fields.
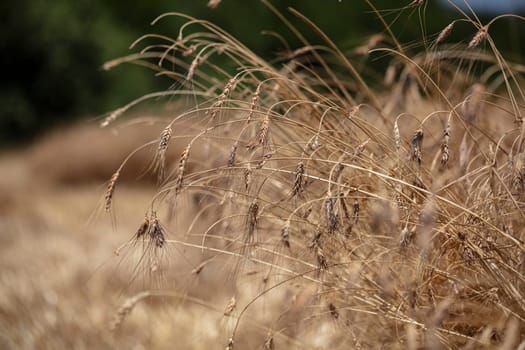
xmin=104 ymin=170 xmax=120 ymax=212
xmin=110 ymin=291 xmax=151 ymax=330
xmin=436 ymin=22 xmax=454 ymax=44
xmin=468 ymin=26 xmax=488 ymax=48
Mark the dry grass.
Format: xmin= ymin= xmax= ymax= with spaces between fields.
xmin=3 ymin=2 xmax=525 ymax=349
xmin=0 ymin=121 xmax=242 ymax=349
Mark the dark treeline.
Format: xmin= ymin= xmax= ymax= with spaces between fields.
xmin=1 ymin=0 xmax=523 ymax=146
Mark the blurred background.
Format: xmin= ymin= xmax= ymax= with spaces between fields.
xmin=1 ymin=2 xmax=524 ymax=349
xmin=1 ymin=0 xmax=524 ymax=147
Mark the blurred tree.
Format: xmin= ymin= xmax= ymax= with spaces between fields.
xmin=0 ymin=0 xmax=158 ymax=145
xmin=0 ymin=0 xmax=522 ymax=146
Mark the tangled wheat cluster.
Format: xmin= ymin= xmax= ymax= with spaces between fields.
xmin=101 ymin=1 xmax=525 ymax=349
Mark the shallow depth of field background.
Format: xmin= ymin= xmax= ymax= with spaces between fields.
xmin=3 ymin=0 xmax=524 ymax=146
xmin=1 ymin=1 xmax=524 ymax=349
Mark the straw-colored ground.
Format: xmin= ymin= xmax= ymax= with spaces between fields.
xmin=0 ymin=122 xmax=226 ymax=349
xmin=0 ymin=120 xmax=311 ymax=350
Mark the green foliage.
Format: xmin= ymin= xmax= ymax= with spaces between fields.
xmin=0 ymin=0 xmax=157 ymax=145
xmin=0 ymin=0 xmax=522 ymax=145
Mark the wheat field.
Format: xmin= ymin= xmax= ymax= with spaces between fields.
xmin=2 ymin=1 xmax=525 ymax=349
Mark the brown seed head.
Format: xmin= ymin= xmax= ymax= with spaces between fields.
xmin=303 ymin=205 xmax=313 ymax=219
xmin=186 ymin=56 xmax=202 ymax=81
xmin=134 ymin=216 xmax=150 ymax=241
xmin=246 ymin=200 xmax=259 ymax=241
xmin=281 ymin=221 xmax=291 ymax=249
xmin=264 ymin=332 xmax=275 ymax=350
xmin=191 ymin=261 xmax=207 ymax=275
xmin=511 ymin=152 xmax=525 ymax=196
xmin=101 ymin=107 xmax=126 ymax=128
xmin=227 ymin=141 xmax=238 ymax=167
xmin=353 ymin=139 xmax=369 ymax=160
xmin=317 ymin=246 xmax=328 ymax=270
xmin=440 ymin=114 xmax=451 ymax=170
xmin=468 ymin=26 xmax=488 ymax=48
xmin=175 ymin=144 xmax=191 ymax=196
xmin=247 ymin=85 xmax=261 ymax=123
xmin=400 ymin=227 xmax=415 ymax=247
xmin=155 ymin=126 xmax=172 ymax=182
xmin=329 ymin=303 xmax=339 ymax=319
xmin=410 ymin=129 xmax=424 ymax=165
xmin=207 ymin=0 xmax=221 ymax=9
xmin=226 ymin=338 xmax=234 ymax=350
xmin=332 ymin=162 xmax=344 ymax=183
xmin=111 ymin=291 xmax=150 ymax=331
xmin=352 ymin=199 xmax=360 ymax=225
xmin=148 ymin=213 xmax=166 ymax=248
xmin=105 ymin=170 xmax=120 ymax=212
xmin=291 ymin=161 xmax=305 ymax=197
xmin=158 ymin=126 xmax=172 ymax=151
xmin=394 ymin=119 xmax=401 ymax=151
xmin=307 ymin=135 xmax=321 ymax=151
xmin=223 ymin=296 xmax=236 ymax=317
xmin=247 ymin=114 xmax=270 ymax=151
xmin=436 ymin=22 xmax=454 ymax=44
xmin=324 ymin=195 xmax=338 ymax=233
xmin=209 ymin=77 xmax=236 ymax=120
xmin=243 ymin=166 xmax=252 ymax=191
